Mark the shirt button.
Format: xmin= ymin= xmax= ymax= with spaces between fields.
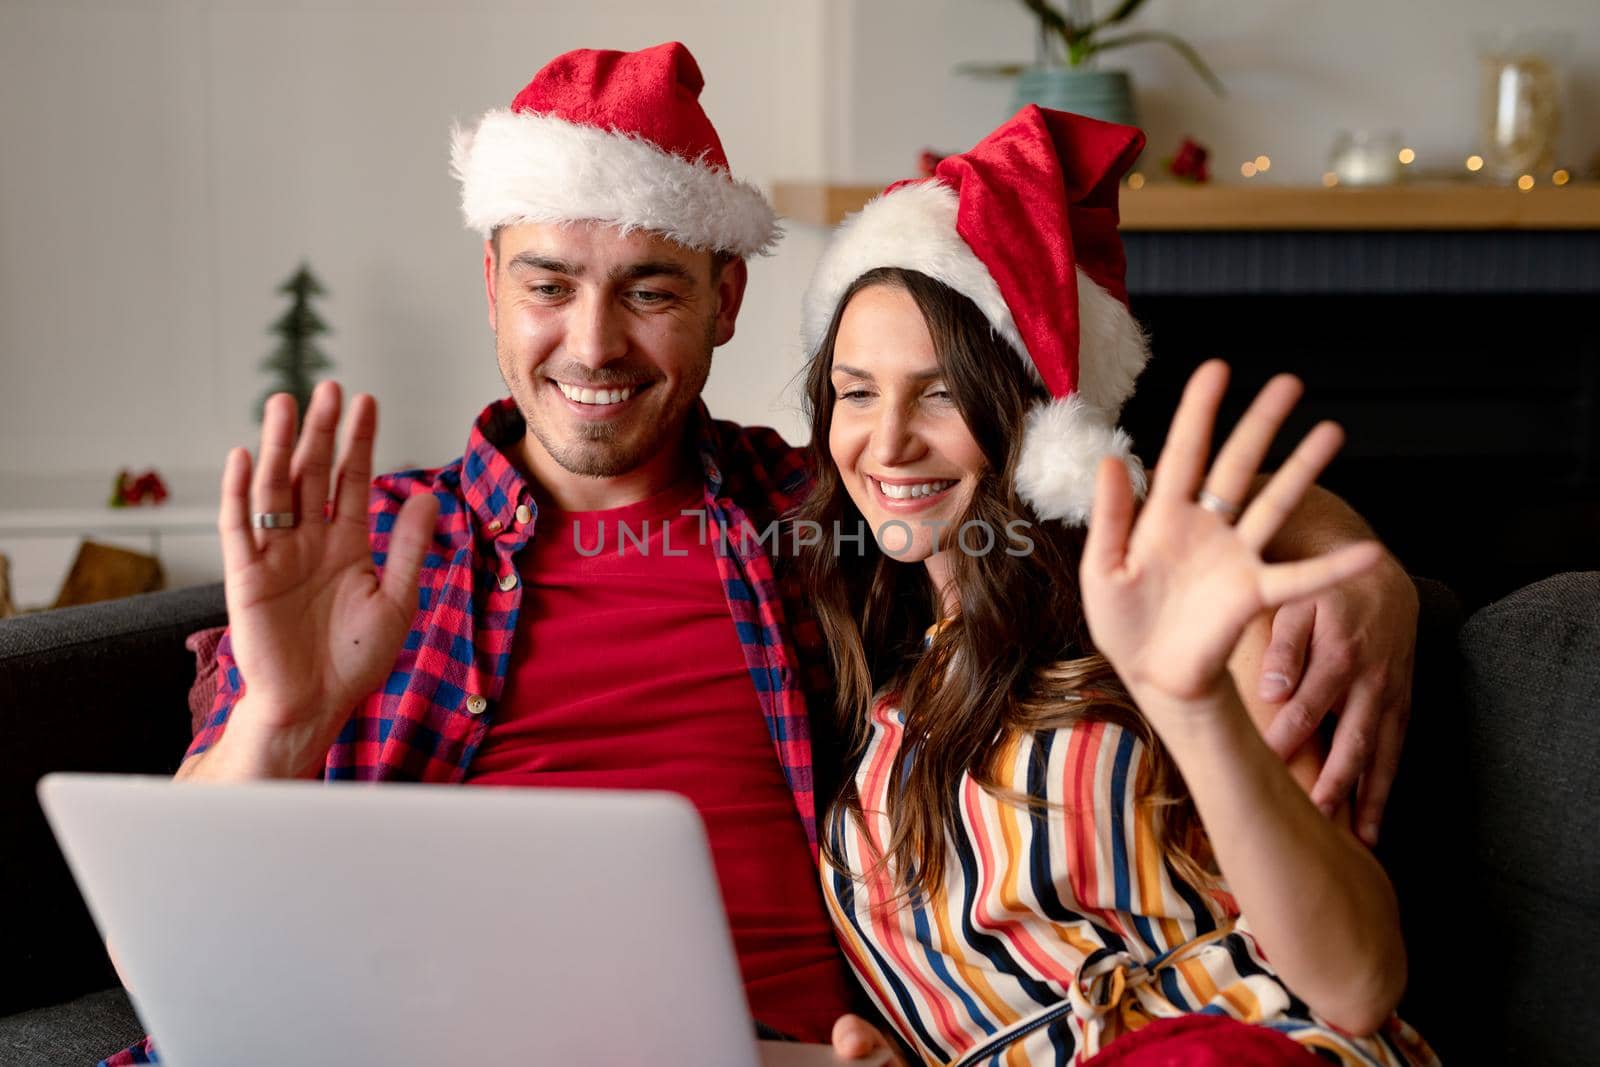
xmin=465 ymin=694 xmax=488 ymax=716
xmin=515 ymin=504 xmax=533 ymax=526
xmin=486 ymin=519 xmax=503 ymax=533
xmin=498 ymin=572 xmax=518 ymax=592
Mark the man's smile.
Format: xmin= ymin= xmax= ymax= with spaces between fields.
xmin=554 ymin=380 xmax=643 ymax=406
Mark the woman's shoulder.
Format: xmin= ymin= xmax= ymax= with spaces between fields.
xmin=1019 ymin=680 xmax=1150 ymax=754
xmin=1001 ymin=711 xmax=1156 ymax=805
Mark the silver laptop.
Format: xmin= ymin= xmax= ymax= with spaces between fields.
xmin=38 ymin=774 xmax=882 ymax=1067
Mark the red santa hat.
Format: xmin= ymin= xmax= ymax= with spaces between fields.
xmin=801 ymin=105 xmax=1150 ymax=525
xmin=450 ymin=42 xmax=779 ymax=257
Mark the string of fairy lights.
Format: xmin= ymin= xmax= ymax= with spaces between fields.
xmin=1124 ymin=149 xmax=1577 ymax=190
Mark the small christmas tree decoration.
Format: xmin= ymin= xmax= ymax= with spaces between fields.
xmin=257 ymin=263 xmax=332 ymax=422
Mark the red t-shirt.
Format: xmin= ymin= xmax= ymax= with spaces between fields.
xmin=465 ymin=478 xmax=853 ymax=1041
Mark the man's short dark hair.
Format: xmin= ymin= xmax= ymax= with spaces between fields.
xmin=490 ymin=226 xmax=736 ymax=282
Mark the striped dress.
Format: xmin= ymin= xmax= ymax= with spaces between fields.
xmin=820 ymin=697 xmax=1439 ymax=1066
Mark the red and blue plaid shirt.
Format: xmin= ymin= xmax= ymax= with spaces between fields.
xmin=104 ymin=398 xmax=830 ymax=1066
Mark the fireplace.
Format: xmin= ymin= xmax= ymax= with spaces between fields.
xmin=1120 ymin=229 xmax=1600 ymax=610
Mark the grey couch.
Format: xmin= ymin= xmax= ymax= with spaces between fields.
xmin=1 ymin=576 xmax=1595 ymax=1065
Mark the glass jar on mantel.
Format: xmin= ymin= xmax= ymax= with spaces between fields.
xmin=1479 ymin=33 xmax=1564 ymax=184
xmin=1328 ymin=130 xmax=1404 ymax=187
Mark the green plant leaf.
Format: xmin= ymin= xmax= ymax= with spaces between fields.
xmin=1019 ymin=0 xmax=1072 ymax=37
xmin=1092 ymin=0 xmax=1149 ymax=31
xmin=1087 ymin=30 xmax=1225 ymax=95
xmin=954 ymin=60 xmax=1033 ymax=79
xmin=1019 ymin=0 xmax=1083 ymax=58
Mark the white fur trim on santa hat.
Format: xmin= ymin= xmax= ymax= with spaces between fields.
xmin=451 ymin=110 xmax=780 ymax=256
xmin=1016 ymin=394 xmax=1147 ymax=525
xmin=801 ymin=182 xmax=1018 ymax=372
xmin=800 ymin=181 xmax=1148 ymax=414
xmin=1073 ymin=266 xmax=1149 ymax=415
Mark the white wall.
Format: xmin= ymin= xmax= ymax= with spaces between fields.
xmin=832 ymin=0 xmax=1600 ymax=185
xmin=0 ymin=0 xmax=828 ymax=503
xmin=3 ymin=0 xmax=1597 ymax=510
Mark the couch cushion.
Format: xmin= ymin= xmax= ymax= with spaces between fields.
xmin=1459 ymin=571 xmax=1599 ymax=1065
xmin=0 ymin=987 xmax=143 ymax=1067
xmin=0 ymin=583 xmax=226 ymax=1016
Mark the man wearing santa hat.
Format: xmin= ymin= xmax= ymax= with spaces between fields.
xmin=98 ymin=41 xmax=1418 ymax=1065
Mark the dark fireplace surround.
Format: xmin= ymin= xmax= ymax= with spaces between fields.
xmin=1119 ymin=230 xmax=1599 ymax=610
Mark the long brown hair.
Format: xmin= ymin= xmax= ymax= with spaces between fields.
xmin=799 ymin=267 xmax=1216 ymax=902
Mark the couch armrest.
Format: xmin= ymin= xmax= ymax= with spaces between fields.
xmin=0 ymin=583 xmax=226 ymax=1016
xmin=1458 ymin=571 xmax=1600 ymax=1065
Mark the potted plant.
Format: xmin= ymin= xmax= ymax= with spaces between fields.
xmin=961 ymin=0 xmax=1223 ymax=127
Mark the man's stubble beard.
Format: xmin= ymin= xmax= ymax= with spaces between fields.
xmin=500 ymin=316 xmax=717 ymax=479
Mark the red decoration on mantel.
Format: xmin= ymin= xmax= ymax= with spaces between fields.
xmin=918 ymin=149 xmax=948 ymax=177
xmin=110 ymin=469 xmax=169 ymax=507
xmin=1167 ymin=137 xmax=1211 ymax=183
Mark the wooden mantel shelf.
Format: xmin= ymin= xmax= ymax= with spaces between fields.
xmin=772 ymin=181 xmax=1600 ymax=231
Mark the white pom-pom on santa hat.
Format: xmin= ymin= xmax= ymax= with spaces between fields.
xmin=801 ymin=108 xmax=1152 ymax=524
xmin=1016 ymin=395 xmax=1147 ymax=525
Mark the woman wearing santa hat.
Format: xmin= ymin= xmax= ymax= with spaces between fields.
xmin=798 ymin=106 xmax=1437 ymax=1066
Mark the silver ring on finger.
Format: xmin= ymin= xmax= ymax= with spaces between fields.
xmin=1196 ymin=490 xmax=1242 ymax=522
xmin=251 ymin=511 xmax=300 ymax=530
